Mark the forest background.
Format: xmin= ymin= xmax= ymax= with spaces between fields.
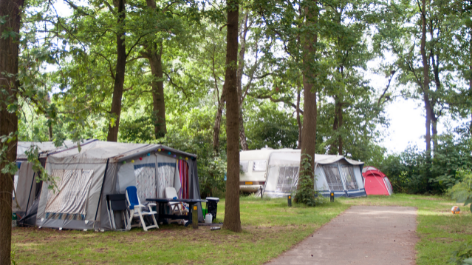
xmin=7 ymin=0 xmax=470 ymax=195
xmin=1 ymin=0 xmax=472 ymax=262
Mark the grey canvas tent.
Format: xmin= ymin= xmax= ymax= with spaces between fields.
xmin=14 ymin=140 xmax=86 ymax=226
xmin=23 ymin=140 xmax=201 ymax=231
xmin=257 ymin=149 xmax=366 ymax=198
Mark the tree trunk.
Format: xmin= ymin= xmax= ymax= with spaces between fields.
xmin=239 ymin=114 xmax=248 ymax=150
xmin=222 ymin=0 xmax=241 ymax=233
xmin=148 ymin=45 xmax=166 ymax=138
xmin=144 ymin=0 xmax=166 ymax=138
xmin=237 ymin=11 xmax=249 ymax=151
xmin=298 ymin=2 xmax=318 ymax=187
xmin=48 ymin=121 xmax=53 ymax=140
xmin=107 ymin=0 xmax=127 ymax=142
xmin=329 ymin=97 xmax=339 ymax=155
xmin=338 ymin=103 xmax=343 ymax=155
xmin=213 ymin=95 xmax=224 ymax=153
xmin=212 ymin=44 xmax=225 ymax=154
xmin=0 ymin=0 xmax=23 ymax=262
xmin=420 ymin=0 xmax=431 ymax=154
xmin=431 ymin=114 xmax=438 ymax=152
xmin=296 ymin=87 xmax=302 ymax=149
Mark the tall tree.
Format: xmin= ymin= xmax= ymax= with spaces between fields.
xmin=222 ymin=0 xmax=241 ymax=232
xmin=0 ymin=0 xmax=23 ymax=262
xmin=298 ymin=0 xmax=319 ymax=184
xmin=107 ymin=0 xmax=127 ymax=141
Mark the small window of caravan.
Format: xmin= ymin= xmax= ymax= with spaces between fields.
xmin=240 ymin=161 xmax=249 ymax=172
xmin=253 ymin=160 xmax=267 ymax=172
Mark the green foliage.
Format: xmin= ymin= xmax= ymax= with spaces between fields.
xmin=377 ymin=132 xmax=472 ymax=195
xmin=448 ymin=170 xmax=472 ymax=213
xmin=450 ymin=243 xmax=472 ymax=265
xmin=10 ymin=246 xmax=16 ymax=265
xmin=158 ymin=106 xmax=227 ymax=197
xmin=295 ymin=154 xmax=317 ymax=206
xmin=244 ymin=101 xmax=298 ymax=149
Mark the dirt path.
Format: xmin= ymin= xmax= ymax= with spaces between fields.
xmin=266 ymin=206 xmax=418 ymax=265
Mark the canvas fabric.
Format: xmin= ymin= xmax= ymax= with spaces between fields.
xmin=35 ymin=141 xmax=202 ymax=230
xmin=262 ymin=150 xmax=366 ymax=198
xmin=12 ymin=162 xmax=35 ymax=212
xmin=362 ymin=167 xmax=392 ymax=196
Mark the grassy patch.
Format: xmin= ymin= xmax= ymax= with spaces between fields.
xmin=12 ymin=197 xmax=349 ymax=264
xmin=12 ymin=194 xmax=471 ymax=264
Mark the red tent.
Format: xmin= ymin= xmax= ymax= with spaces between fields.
xmin=362 ymin=166 xmax=393 ymax=196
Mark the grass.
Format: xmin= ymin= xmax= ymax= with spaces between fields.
xmin=11 ymin=194 xmax=472 ymax=264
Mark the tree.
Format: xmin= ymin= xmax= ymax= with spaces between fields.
xmin=106 ymin=0 xmax=127 ymax=142
xmin=0 ymin=0 xmax=23 ymax=262
xmin=298 ymin=0 xmax=319 ymax=186
xmin=375 ymin=0 xmax=462 ymax=154
xmin=222 ymin=0 xmax=241 ymax=232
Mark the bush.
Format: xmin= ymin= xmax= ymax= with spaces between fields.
xmin=448 ymin=170 xmax=472 ymax=213
xmin=378 ymin=133 xmax=472 ymax=195
xmin=450 ymin=242 xmax=472 ymax=265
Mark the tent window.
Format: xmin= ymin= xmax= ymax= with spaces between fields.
xmin=276 ymin=166 xmax=299 ymax=193
xmin=323 ymin=166 xmax=344 ymax=191
xmin=157 ymin=163 xmax=176 ymax=198
xmin=134 ymin=163 xmax=156 ymax=203
xmin=253 ymin=160 xmax=267 ymax=172
xmin=240 ymin=161 xmax=249 ymax=173
xmin=45 ymin=169 xmax=94 ymax=220
xmin=340 ymin=166 xmax=358 ymax=190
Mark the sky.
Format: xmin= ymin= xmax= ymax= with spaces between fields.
xmin=380 ymin=98 xmax=426 ymax=153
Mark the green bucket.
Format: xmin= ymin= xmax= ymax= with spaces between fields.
xmin=202 ymin=208 xmax=208 ymax=216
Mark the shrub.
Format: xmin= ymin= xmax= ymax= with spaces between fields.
xmin=448 ymin=170 xmax=472 ymax=213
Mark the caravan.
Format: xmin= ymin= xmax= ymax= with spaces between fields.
xmin=240 ymin=149 xmax=366 ymax=198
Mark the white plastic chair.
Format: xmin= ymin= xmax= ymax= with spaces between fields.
xmin=125 ymin=186 xmax=159 ymax=231
xmin=165 ymin=187 xmax=188 ymax=224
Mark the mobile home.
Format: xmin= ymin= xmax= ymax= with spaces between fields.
xmin=240 ymin=148 xmax=366 ymax=198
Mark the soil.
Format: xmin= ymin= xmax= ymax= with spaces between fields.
xmin=265 ymin=206 xmax=418 ymax=265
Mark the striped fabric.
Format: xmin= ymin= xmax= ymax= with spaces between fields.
xmin=134 ymin=163 xmax=156 ymax=203
xmin=45 ymin=169 xmax=93 ymax=220
xmin=178 ymin=160 xmax=189 ymax=199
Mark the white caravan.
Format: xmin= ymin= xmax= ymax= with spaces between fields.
xmin=239 ymin=148 xmax=366 ymax=198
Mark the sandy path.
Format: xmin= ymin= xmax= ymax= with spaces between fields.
xmin=266 ymin=206 xmax=418 ymax=265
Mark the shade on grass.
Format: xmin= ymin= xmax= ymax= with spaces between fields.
xmin=12 ymin=194 xmax=471 ymax=264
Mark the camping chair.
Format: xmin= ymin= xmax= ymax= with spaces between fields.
xmin=106 ymin=194 xmax=129 ymax=231
xmin=125 ymin=186 xmax=159 ymax=231
xmin=165 ymin=187 xmax=188 ymax=225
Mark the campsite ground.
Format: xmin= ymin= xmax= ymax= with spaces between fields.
xmin=11 ymin=194 xmax=472 ymax=264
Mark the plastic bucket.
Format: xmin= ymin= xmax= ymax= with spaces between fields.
xmin=205 ymin=213 xmax=213 ymax=224
xmin=202 ymin=208 xmax=208 ymax=216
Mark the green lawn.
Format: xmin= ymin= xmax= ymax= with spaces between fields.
xmin=12 ymin=194 xmax=472 ymax=264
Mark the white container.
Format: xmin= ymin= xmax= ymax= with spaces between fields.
xmin=205 ymin=213 xmax=213 ymax=224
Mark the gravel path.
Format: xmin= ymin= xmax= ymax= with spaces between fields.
xmin=266 ymin=206 xmax=418 ymax=265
